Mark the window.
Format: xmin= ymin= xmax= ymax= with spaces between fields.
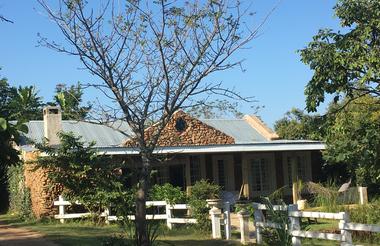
xmin=285 ymin=154 xmax=308 ymax=187
xmin=250 ymin=158 xmax=269 ymax=192
xmin=156 ymin=166 xmax=169 ymax=185
xmin=175 ymin=117 xmax=187 ymax=132
xmin=190 ymin=156 xmax=201 ymax=184
xmin=217 ymin=160 xmax=226 ymax=189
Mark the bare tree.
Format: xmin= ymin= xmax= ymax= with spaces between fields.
xmin=37 ymin=0 xmax=264 ymax=244
xmin=0 ymin=15 xmax=13 ymax=23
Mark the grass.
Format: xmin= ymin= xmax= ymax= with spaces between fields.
xmin=1 ymin=213 xmax=379 ymax=246
xmin=301 ymin=218 xmax=379 ymax=246
xmin=0 ymin=213 xmax=239 ymax=246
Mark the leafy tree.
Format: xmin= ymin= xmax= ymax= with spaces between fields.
xmin=36 ymin=132 xmax=135 ymax=222
xmin=299 ymin=0 xmax=380 ymax=112
xmin=274 ymin=108 xmax=326 ymax=140
xmin=52 ymin=83 xmax=91 ymax=120
xmin=38 ymin=0 xmax=258 ymax=243
xmin=0 ymin=77 xmax=40 ymax=211
xmin=9 ymin=86 xmax=43 ymax=121
xmin=323 ymin=96 xmax=380 ymax=189
xmin=275 ymin=96 xmax=380 ymax=191
xmin=0 ymin=77 xmax=41 ymax=168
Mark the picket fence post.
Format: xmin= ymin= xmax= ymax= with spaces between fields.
xmin=288 ymin=204 xmax=301 ymax=246
xmin=104 ymin=206 xmax=110 ymax=224
xmin=165 ymin=202 xmax=173 ymax=229
xmin=339 ymin=212 xmax=352 ymax=246
xmin=210 ymin=206 xmax=222 ymax=239
xmin=58 ymin=195 xmax=65 ymax=224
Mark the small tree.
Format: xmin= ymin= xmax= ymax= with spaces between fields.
xmin=36 ymin=132 xmax=135 ymax=223
xmin=0 ymin=76 xmax=42 ymax=211
xmin=38 ymin=0 xmax=262 ymax=243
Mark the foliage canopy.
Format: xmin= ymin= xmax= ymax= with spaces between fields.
xmin=300 ymin=0 xmax=380 ymax=112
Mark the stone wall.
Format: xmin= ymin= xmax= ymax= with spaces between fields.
xmin=125 ymin=110 xmax=235 ymax=147
xmin=23 ymin=151 xmax=62 ymax=218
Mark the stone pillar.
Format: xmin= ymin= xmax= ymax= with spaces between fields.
xmin=209 ymin=207 xmax=222 ymax=239
xmin=238 ymin=209 xmax=250 ymax=245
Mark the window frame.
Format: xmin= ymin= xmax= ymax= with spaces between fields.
xmin=282 ymin=151 xmax=312 ymax=188
xmin=245 ymin=153 xmax=276 ymax=197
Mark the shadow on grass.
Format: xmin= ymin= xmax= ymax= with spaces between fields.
xmin=158 ymin=239 xmax=240 ymax=246
xmin=0 ymin=214 xmax=241 ymax=246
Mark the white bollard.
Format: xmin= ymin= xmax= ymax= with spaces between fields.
xmin=58 ymin=195 xmax=65 ymax=224
xmin=238 ymin=209 xmax=250 ymax=245
xmin=288 ymin=204 xmax=301 ymax=246
xmin=209 ymin=206 xmax=222 ymax=239
xmin=223 ymin=202 xmax=231 ymax=240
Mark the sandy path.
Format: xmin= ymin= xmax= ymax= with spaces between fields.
xmin=0 ymin=221 xmax=58 ymax=246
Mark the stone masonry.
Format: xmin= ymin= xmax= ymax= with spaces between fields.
xmin=125 ymin=110 xmax=235 ymax=147
xmin=23 ymin=151 xmax=62 ymax=218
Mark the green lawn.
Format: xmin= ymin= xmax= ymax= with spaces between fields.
xmin=0 ymin=214 xmax=239 ymax=246
xmin=1 ymin=214 xmax=379 ymax=246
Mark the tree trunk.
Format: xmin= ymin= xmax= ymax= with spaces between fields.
xmin=135 ymin=152 xmax=150 ymax=246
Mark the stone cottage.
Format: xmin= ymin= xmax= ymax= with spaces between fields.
xmin=20 ymin=106 xmax=325 ymax=217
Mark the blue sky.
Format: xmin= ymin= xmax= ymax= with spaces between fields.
xmin=0 ymin=1 xmax=340 ymax=127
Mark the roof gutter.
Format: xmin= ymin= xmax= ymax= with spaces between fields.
xmin=95 ymin=142 xmax=325 ymax=155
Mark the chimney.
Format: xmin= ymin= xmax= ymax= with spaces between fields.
xmin=43 ymin=106 xmax=62 ymax=146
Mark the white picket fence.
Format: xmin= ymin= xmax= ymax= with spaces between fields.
xmin=237 ymin=202 xmax=380 ymax=245
xmin=53 ymin=196 xmax=231 ymax=239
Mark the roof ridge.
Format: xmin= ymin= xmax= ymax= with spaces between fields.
xmin=201 ymin=118 xmax=244 ymax=121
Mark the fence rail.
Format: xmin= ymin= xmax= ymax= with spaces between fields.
xmin=238 ymin=202 xmax=380 ymax=246
xmin=53 ymin=195 xmax=231 ymax=240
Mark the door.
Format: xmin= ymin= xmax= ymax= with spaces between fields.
xmin=212 ymin=155 xmax=235 ymax=191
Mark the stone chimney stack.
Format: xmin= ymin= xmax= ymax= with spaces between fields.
xmin=43 ymin=106 xmax=62 ymax=146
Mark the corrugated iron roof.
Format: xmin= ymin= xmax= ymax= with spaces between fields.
xmin=23 ymin=121 xmax=132 ymax=147
xmin=21 ymin=117 xmax=318 ymax=149
xmin=201 ymin=119 xmax=267 ymax=143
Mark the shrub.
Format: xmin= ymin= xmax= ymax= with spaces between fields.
xmin=149 ymin=183 xmax=186 ymax=205
xmin=188 ymin=180 xmax=220 ymax=232
xmin=189 ymin=180 xmax=220 ymax=200
xmin=349 ymin=200 xmax=380 ymax=224
xmin=7 ymin=164 xmax=33 ymax=219
xmin=348 ymin=200 xmax=380 ymax=243
xmin=260 ymin=197 xmax=292 ymax=246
